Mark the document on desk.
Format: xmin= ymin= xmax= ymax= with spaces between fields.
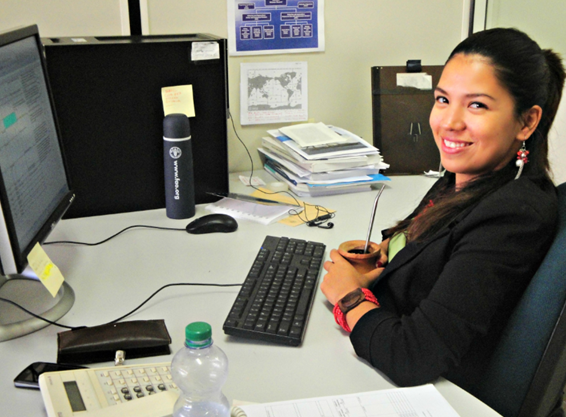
xmin=205 ymin=197 xmax=299 ymax=225
xmin=231 ymin=384 xmax=460 ymax=417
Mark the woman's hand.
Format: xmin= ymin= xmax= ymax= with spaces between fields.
xmin=375 ymin=238 xmax=390 ymax=268
xmin=321 ymin=249 xmax=385 ymax=305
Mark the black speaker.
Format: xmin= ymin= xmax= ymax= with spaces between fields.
xmin=42 ymin=34 xmax=229 ymax=218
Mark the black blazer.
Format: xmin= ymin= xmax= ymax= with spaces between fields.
xmin=350 ymin=175 xmax=558 ymax=390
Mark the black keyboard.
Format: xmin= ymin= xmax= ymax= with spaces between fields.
xmin=223 ymin=236 xmax=326 ymax=346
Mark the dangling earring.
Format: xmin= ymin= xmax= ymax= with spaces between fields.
xmin=515 ymin=141 xmax=529 ymax=180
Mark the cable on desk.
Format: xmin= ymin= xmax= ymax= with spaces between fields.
xmin=0 ymin=281 xmax=242 ymax=331
xmin=227 ymin=110 xmax=335 ymax=227
xmin=43 ymin=225 xmax=186 ymax=246
xmin=102 ymin=282 xmax=242 ymax=326
xmin=0 ymin=297 xmax=77 ymax=330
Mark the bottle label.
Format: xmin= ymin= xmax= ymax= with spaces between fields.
xmin=169 ymin=147 xmax=182 ymax=159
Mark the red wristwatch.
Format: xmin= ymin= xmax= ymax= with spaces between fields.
xmin=333 ymin=288 xmax=379 ymax=333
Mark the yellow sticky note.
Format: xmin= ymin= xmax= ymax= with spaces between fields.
xmin=162 ymin=85 xmax=196 ymax=117
xmin=27 ymin=243 xmax=64 ymax=297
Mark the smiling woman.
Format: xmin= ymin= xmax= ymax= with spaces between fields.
xmin=430 ymin=53 xmax=541 ymax=186
xmin=321 ymin=27 xmax=566 ymax=397
xmin=378 ymin=27 xmax=565 ymax=244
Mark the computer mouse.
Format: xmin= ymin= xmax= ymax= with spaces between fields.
xmin=185 ymin=213 xmax=238 ymax=234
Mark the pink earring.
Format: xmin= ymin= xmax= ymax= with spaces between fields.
xmin=515 ymin=142 xmax=529 ymax=180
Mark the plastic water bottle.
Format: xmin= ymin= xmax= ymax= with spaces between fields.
xmin=171 ymin=322 xmax=230 ymax=417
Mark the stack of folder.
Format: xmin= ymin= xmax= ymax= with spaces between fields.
xmin=258 ymin=122 xmax=389 ymax=197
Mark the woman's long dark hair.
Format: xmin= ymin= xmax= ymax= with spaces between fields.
xmin=385 ymin=28 xmax=565 ymax=243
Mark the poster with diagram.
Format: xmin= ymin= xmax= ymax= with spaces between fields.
xmin=240 ymin=61 xmax=308 ymax=125
xmin=228 ymin=0 xmax=325 ymax=55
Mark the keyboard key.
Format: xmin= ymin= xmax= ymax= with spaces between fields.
xmin=289 ymin=326 xmax=303 ymax=337
xmin=296 ymin=289 xmax=313 ymax=316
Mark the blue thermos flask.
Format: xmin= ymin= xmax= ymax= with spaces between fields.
xmin=163 ymin=114 xmax=195 ymax=219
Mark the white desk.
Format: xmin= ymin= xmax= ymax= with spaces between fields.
xmin=0 ymin=174 xmax=502 ymax=416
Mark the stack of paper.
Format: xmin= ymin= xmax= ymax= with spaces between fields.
xmin=259 ymin=122 xmax=389 ymax=197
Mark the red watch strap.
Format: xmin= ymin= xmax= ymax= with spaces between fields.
xmin=333 ymin=288 xmax=379 ymax=333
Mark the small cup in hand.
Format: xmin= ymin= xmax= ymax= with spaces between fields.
xmin=338 ymin=240 xmax=381 ymax=274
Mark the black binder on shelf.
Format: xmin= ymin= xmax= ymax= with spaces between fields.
xmin=42 ymin=34 xmax=229 ymax=218
xmin=371 ymin=65 xmax=443 ymax=175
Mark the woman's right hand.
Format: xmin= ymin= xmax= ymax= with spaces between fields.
xmin=321 ymin=239 xmax=390 ymax=305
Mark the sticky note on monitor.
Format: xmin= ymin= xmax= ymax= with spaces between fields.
xmin=162 ymin=85 xmax=196 ymax=117
xmin=27 ymin=243 xmax=65 ymax=297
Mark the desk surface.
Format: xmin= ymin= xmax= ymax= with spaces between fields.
xmin=0 ymin=174 xmax=501 ymax=416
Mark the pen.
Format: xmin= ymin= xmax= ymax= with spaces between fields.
xmin=207 ymin=192 xmax=301 ymax=207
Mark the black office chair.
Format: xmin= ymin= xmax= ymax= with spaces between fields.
xmin=471 ymin=182 xmax=566 ymax=417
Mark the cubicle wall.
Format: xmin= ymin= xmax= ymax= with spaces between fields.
xmin=42 ymin=34 xmax=229 ymax=218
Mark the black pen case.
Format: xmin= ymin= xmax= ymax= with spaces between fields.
xmin=57 ymin=319 xmax=172 ymax=364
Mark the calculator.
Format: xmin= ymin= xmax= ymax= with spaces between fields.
xmin=39 ymin=362 xmax=180 ymax=417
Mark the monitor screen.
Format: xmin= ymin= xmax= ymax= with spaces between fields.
xmin=0 ymin=25 xmax=75 ymax=342
xmin=0 ymin=25 xmax=74 ymax=276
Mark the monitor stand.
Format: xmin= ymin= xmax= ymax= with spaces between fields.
xmin=0 ymin=273 xmax=74 ymax=342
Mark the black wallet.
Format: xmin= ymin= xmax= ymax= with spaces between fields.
xmin=57 ymin=319 xmax=172 ymax=364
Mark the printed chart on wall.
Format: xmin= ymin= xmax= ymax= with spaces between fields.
xmin=227 ymin=0 xmax=325 ymax=56
xmin=240 ymin=61 xmax=308 ymax=125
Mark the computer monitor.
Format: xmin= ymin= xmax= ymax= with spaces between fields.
xmin=0 ymin=25 xmax=75 ymax=342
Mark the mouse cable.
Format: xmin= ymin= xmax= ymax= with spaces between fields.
xmin=43 ymin=224 xmax=186 ymax=246
xmin=227 ymin=110 xmax=335 ymax=226
xmin=0 ymin=281 xmax=242 ymax=331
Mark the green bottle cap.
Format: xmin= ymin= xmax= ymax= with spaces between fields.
xmin=185 ymin=322 xmax=212 ymax=348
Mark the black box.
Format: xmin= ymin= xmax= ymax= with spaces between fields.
xmin=42 ymin=34 xmax=229 ymax=218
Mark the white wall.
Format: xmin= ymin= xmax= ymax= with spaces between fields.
xmin=2 ymin=0 xmax=465 ymax=173
xmin=486 ymin=0 xmax=566 ymax=185
xmin=0 ymin=0 xmax=127 ymax=37
xmin=146 ymin=0 xmax=464 ymax=172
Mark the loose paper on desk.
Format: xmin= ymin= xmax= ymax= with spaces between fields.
xmin=161 ymin=85 xmax=196 ymax=117
xmin=230 ymin=384 xmax=460 ymax=417
xmin=27 ymin=243 xmax=65 ymax=297
xmin=279 ymin=122 xmax=349 ymax=148
xmin=250 ymin=188 xmax=335 ymax=227
xmin=205 ymin=197 xmax=299 ymax=225
xmin=239 ymin=175 xmax=266 ymax=187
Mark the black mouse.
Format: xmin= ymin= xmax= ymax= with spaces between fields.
xmin=185 ymin=213 xmax=238 ymax=234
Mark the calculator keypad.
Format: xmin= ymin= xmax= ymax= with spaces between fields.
xmin=95 ymin=365 xmax=178 ymax=405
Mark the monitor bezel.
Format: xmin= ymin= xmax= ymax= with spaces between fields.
xmin=0 ymin=25 xmax=74 ymax=276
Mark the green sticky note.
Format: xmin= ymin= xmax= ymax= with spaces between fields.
xmin=3 ymin=112 xmax=17 ymax=129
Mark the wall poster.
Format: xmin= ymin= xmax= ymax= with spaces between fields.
xmin=227 ymin=0 xmax=325 ymax=56
xmin=240 ymin=61 xmax=308 ymax=125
